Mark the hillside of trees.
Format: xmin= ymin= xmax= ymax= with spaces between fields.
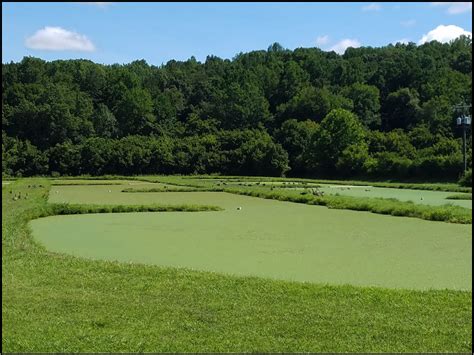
xmin=2 ymin=38 xmax=472 ymax=179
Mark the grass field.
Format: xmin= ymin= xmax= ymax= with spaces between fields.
xmin=3 ymin=177 xmax=473 ymax=352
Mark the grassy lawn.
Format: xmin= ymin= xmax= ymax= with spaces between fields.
xmin=3 ymin=177 xmax=472 ymax=352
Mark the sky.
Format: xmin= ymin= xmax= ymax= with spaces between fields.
xmin=2 ymin=2 xmax=472 ymax=65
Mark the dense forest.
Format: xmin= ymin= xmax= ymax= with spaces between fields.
xmin=2 ymin=38 xmax=472 ymax=179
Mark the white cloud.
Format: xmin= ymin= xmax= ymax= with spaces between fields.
xmin=400 ymin=19 xmax=416 ymax=27
xmin=418 ymin=24 xmax=472 ymax=44
xmin=25 ymin=26 xmax=95 ymax=51
xmin=316 ymin=35 xmax=330 ymax=46
xmin=431 ymin=2 xmax=472 ymax=14
xmin=329 ymin=39 xmax=361 ymax=54
xmin=362 ymin=3 xmax=381 ymax=11
xmin=392 ymin=38 xmax=411 ymax=45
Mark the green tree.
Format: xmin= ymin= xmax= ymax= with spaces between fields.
xmin=48 ymin=141 xmax=82 ymax=175
xmin=383 ymin=88 xmax=421 ymax=131
xmin=215 ymin=82 xmax=271 ymax=130
xmin=342 ymin=83 xmax=381 ymax=129
xmin=93 ymin=104 xmax=118 ymax=138
xmin=275 ymin=60 xmax=310 ymax=103
xmin=277 ymin=86 xmax=353 ymax=124
xmin=276 ymin=119 xmax=318 ymax=174
xmin=419 ymin=96 xmax=453 ymax=136
xmin=336 ymin=142 xmax=371 ymax=176
xmin=80 ymin=137 xmax=115 ymax=175
xmin=2 ymin=38 xmax=472 ymax=179
xmin=3 ymin=137 xmax=48 ymax=176
xmin=305 ymin=109 xmax=366 ymax=173
xmin=116 ymin=88 xmax=156 ymax=135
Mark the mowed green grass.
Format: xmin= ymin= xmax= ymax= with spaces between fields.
xmin=33 ymin=185 xmax=472 ymax=290
xmin=3 ymin=178 xmax=472 ymax=352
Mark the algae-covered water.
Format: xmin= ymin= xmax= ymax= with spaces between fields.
xmin=32 ymin=187 xmax=471 ymax=290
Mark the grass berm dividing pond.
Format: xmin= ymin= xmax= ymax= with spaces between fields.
xmin=43 ymin=203 xmax=222 ymax=215
xmin=121 ymin=187 xmax=224 ymax=193
xmin=109 ymin=175 xmax=471 ymax=222
xmin=224 ymin=187 xmax=472 ymax=224
xmin=127 ymin=176 xmax=472 ymax=224
xmin=45 ymin=174 xmax=472 ymax=193
xmin=446 ymin=194 xmax=473 ymax=200
xmin=52 ymin=182 xmax=124 ymax=186
xmin=2 ymin=178 xmax=472 ymax=352
xmin=185 ymin=175 xmax=473 ymax=193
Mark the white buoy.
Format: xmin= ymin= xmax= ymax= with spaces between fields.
xmin=237 ymin=207 xmax=242 ymax=210
xmin=108 ymin=190 xmax=112 ymax=193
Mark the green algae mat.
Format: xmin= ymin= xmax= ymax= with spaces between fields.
xmin=221 ymin=180 xmax=472 ymax=209
xmin=47 ymin=180 xmax=472 ymax=208
xmin=316 ymin=184 xmax=472 ymax=209
xmin=32 ymin=190 xmax=471 ymax=291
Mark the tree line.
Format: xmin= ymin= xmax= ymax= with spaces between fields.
xmin=2 ymin=37 xmax=472 ymax=179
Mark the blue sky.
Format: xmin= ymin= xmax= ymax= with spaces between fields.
xmin=2 ymin=2 xmax=472 ymax=65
